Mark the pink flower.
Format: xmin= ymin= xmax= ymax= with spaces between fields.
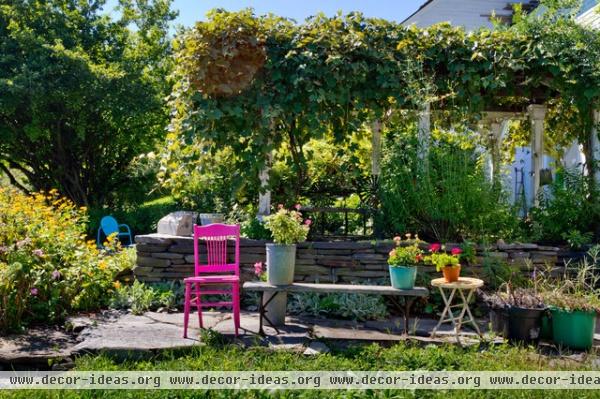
xmin=393 ymin=236 xmax=401 ymax=242
xmin=451 ymin=247 xmax=462 ymax=255
xmin=30 ymin=288 xmax=38 ymax=296
xmin=277 ymin=204 xmax=284 ymax=209
xmin=52 ymin=270 xmax=61 ymax=280
xmin=33 ymin=249 xmax=44 ymax=257
xmin=254 ymin=262 xmax=264 ymax=277
xmin=294 ymin=204 xmax=301 ymax=210
xmin=304 ymin=219 xmax=312 ymax=226
xmin=429 ymin=243 xmax=441 ymax=253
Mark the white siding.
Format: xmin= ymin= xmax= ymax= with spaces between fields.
xmin=403 ymin=0 xmax=526 ymax=31
xmin=577 ymin=4 xmax=600 ymax=29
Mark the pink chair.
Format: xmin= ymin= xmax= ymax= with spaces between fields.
xmin=183 ymin=223 xmax=241 ymax=338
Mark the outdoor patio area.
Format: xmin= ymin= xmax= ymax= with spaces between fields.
xmin=4 ymin=310 xmax=600 ymax=371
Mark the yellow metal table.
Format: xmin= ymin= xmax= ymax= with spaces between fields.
xmin=430 ymin=277 xmax=484 ymax=344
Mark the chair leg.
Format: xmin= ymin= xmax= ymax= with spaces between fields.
xmin=195 ymin=283 xmax=203 ymax=329
xmin=232 ymin=282 xmax=240 ymax=337
xmin=183 ymin=282 xmax=191 ymax=338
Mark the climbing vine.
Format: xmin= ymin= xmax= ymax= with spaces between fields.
xmin=160 ymin=2 xmax=600 ymax=206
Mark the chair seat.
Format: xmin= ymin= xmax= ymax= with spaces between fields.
xmin=184 ymin=275 xmax=239 ymax=283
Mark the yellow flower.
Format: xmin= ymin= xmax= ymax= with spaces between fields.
xmin=98 ymin=260 xmax=107 ymax=270
xmin=113 ymin=281 xmax=122 ymax=289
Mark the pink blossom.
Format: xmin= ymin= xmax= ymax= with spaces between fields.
xmin=451 ymin=247 xmax=462 ymax=255
xmin=429 ymin=243 xmax=441 ymax=253
xmin=294 ymin=204 xmax=301 ymax=210
xmin=304 ymin=219 xmax=312 ymax=226
xmin=33 ymin=249 xmax=44 ymax=257
xmin=254 ymin=262 xmax=264 ymax=277
xmin=52 ymin=270 xmax=61 ymax=280
xmin=393 ymin=236 xmax=401 ymax=242
xmin=277 ymin=204 xmax=284 ymax=209
xmin=30 ymin=288 xmax=38 ymax=296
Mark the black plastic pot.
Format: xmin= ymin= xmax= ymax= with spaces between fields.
xmin=489 ymin=308 xmax=509 ymax=337
xmin=508 ymin=306 xmax=545 ymax=343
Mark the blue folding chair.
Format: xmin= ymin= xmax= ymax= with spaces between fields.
xmin=97 ymin=216 xmax=133 ymax=247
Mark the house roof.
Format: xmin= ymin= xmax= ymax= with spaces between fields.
xmin=401 ymin=0 xmax=540 ymax=30
xmin=402 ymin=0 xmax=597 ymax=29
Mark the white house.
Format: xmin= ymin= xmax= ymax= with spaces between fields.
xmin=402 ymin=0 xmax=598 ymax=30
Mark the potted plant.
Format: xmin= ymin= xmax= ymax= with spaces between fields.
xmin=425 ymin=244 xmax=461 ymax=282
xmin=481 ymin=291 xmax=509 ymax=337
xmin=543 ymin=292 xmax=598 ymax=350
xmin=536 ymin=247 xmax=600 ymax=350
xmin=387 ymin=234 xmax=423 ymax=289
xmin=263 ymin=204 xmax=310 ymax=285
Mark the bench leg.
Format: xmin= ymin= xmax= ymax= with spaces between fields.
xmin=258 ymin=292 xmax=281 ymax=336
xmin=403 ymin=297 xmax=416 ymax=335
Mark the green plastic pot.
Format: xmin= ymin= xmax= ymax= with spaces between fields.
xmin=550 ymin=307 xmax=596 ymax=350
xmin=388 ymin=265 xmax=417 ymax=290
xmin=540 ymin=311 xmax=553 ymax=341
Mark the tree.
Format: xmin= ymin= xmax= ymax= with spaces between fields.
xmin=0 ymin=0 xmax=176 ymax=206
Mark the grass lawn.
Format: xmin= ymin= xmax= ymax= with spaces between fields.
xmin=3 ymin=342 xmax=600 ymax=398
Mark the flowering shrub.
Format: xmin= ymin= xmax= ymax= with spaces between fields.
xmin=0 ymin=188 xmax=131 ymax=332
xmin=387 ymin=234 xmax=423 ymax=267
xmin=253 ymin=261 xmax=267 ymax=282
xmin=263 ymin=205 xmax=310 ymax=245
xmin=424 ymin=244 xmax=461 ymax=272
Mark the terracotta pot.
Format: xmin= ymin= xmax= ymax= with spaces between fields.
xmin=442 ymin=264 xmax=461 ymax=282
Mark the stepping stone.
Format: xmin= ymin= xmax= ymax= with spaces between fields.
xmin=303 ymin=341 xmax=330 ymax=356
xmin=0 ymin=328 xmax=76 ymax=366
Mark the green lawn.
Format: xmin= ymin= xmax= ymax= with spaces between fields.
xmin=3 ymin=342 xmax=600 ymax=398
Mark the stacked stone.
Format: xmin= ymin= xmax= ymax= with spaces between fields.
xmin=134 ymin=233 xmax=567 ymax=284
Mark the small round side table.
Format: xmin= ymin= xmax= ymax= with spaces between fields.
xmin=430 ymin=277 xmax=484 ymax=345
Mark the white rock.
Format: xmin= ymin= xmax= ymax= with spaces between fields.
xmin=157 ymin=212 xmax=198 ymax=236
xmin=303 ymin=341 xmax=330 ymax=356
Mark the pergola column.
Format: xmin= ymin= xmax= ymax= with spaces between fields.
xmin=418 ymin=103 xmax=431 ymax=161
xmin=371 ymin=119 xmax=382 ymax=176
xmin=592 ymin=109 xmax=600 ymax=186
xmin=488 ymin=121 xmax=503 ymax=182
xmin=528 ymin=104 xmax=547 ymax=207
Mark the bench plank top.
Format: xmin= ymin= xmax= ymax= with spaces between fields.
xmin=242 ymin=281 xmax=429 ymax=297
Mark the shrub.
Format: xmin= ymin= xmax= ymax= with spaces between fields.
xmin=109 ymin=280 xmax=179 ymax=315
xmin=287 ymin=292 xmax=388 ymax=321
xmin=529 ymin=167 xmax=599 ymax=244
xmin=88 ymin=195 xmax=181 ymax=237
xmin=379 ymin=126 xmax=520 ymax=242
xmin=0 ymin=188 xmax=131 ymax=332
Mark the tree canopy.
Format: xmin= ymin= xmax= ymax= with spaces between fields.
xmin=0 ymin=0 xmax=176 ymax=206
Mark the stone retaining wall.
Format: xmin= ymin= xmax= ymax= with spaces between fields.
xmin=134 ymin=234 xmax=572 ymax=284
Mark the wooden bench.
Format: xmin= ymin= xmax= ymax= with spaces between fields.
xmin=243 ymin=281 xmax=429 ymax=336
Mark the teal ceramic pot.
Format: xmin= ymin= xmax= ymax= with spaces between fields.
xmin=388 ymin=265 xmax=417 ymax=289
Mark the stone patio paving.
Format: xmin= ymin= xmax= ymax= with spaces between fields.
xmin=2 ymin=310 xmax=598 ymax=370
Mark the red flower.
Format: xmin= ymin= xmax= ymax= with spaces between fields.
xmin=451 ymin=247 xmax=462 ymax=255
xmin=429 ymin=243 xmax=441 ymax=253
xmin=415 ymin=254 xmax=423 ymax=262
